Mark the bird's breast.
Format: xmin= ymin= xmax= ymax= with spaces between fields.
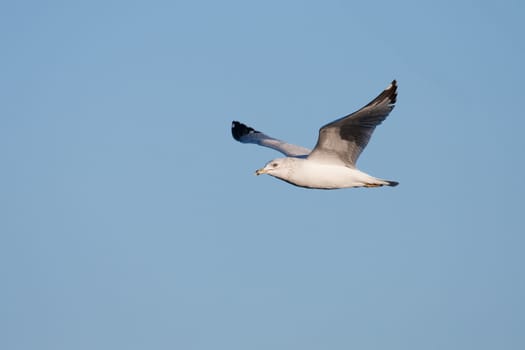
xmin=282 ymin=161 xmax=366 ymax=189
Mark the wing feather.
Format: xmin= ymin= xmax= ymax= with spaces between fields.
xmin=231 ymin=121 xmax=311 ymax=157
xmin=307 ymin=80 xmax=397 ymax=167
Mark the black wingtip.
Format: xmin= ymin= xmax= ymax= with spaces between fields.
xmin=363 ymin=80 xmax=398 ymax=109
xmin=388 ymin=79 xmax=398 ymax=105
xmin=231 ymin=121 xmax=260 ymax=141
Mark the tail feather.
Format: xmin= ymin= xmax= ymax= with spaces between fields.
xmin=363 ymin=179 xmax=399 ymax=188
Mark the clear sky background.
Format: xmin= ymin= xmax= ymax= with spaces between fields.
xmin=1 ymin=1 xmax=524 ymax=349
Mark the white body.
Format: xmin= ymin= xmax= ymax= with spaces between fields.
xmin=258 ymin=157 xmax=391 ymax=189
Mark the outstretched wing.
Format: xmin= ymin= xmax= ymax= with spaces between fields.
xmin=231 ymin=121 xmax=311 ymax=157
xmin=307 ymin=80 xmax=397 ymax=168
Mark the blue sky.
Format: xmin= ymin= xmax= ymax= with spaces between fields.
xmin=1 ymin=1 xmax=524 ymax=349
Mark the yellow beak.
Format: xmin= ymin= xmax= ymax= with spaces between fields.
xmin=255 ymin=168 xmax=267 ymax=176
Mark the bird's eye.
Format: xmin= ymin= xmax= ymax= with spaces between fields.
xmin=272 ymin=163 xmax=278 ymax=167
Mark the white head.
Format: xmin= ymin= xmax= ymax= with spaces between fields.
xmin=255 ymin=157 xmax=295 ymax=179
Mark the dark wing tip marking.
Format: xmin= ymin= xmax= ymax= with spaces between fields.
xmin=363 ymin=79 xmax=398 ymax=109
xmin=231 ymin=121 xmax=261 ymax=141
xmin=389 ymin=80 xmax=398 ymax=105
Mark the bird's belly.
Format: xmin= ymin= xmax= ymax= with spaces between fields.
xmin=287 ymin=164 xmax=372 ymax=189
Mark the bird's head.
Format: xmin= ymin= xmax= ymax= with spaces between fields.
xmin=255 ymin=158 xmax=293 ymax=178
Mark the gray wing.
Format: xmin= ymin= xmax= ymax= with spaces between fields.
xmin=307 ymin=80 xmax=397 ymax=168
xmin=231 ymin=121 xmax=311 ymax=157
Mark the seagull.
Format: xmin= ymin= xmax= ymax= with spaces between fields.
xmin=231 ymin=80 xmax=399 ymax=189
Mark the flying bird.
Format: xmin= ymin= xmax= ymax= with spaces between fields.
xmin=231 ymin=80 xmax=399 ymax=189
